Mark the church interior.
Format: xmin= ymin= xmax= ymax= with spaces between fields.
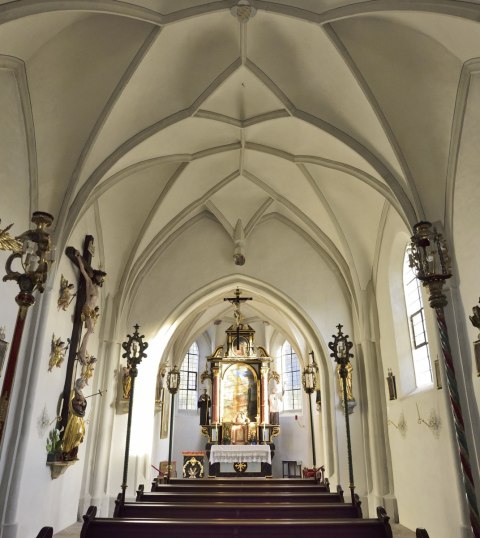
xmin=0 ymin=1 xmax=480 ymax=537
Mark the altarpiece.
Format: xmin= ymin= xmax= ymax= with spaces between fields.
xmin=201 ymin=290 xmax=280 ymax=477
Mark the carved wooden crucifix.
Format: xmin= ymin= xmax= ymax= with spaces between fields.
xmin=223 ymin=288 xmax=252 ymax=348
xmin=58 ymin=235 xmax=103 ymax=435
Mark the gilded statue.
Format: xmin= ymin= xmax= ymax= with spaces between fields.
xmin=57 ymin=274 xmax=76 ymax=311
xmin=48 ymin=335 xmax=70 ymax=371
xmin=122 ymin=365 xmax=132 ymax=400
xmin=336 ymin=361 xmax=354 ymax=402
xmin=62 ymin=378 xmax=87 ymax=460
xmin=0 ymin=221 xmax=21 ymax=252
xmin=81 ymin=354 xmax=97 ymax=385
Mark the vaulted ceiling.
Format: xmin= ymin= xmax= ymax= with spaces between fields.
xmin=1 ymin=0 xmax=479 ymax=342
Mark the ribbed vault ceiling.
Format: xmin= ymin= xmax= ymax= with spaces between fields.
xmin=1 ymin=0 xmax=480 ymax=337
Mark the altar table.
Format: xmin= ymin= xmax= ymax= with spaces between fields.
xmin=209 ymin=444 xmax=271 ymax=465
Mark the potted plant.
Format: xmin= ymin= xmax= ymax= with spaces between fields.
xmin=46 ymin=428 xmax=62 ymax=462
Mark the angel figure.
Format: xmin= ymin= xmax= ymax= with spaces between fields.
xmin=0 ymin=220 xmax=21 ymax=252
xmin=81 ymin=354 xmax=97 ymax=385
xmin=58 ymin=275 xmax=76 ymax=311
xmin=48 ymin=335 xmax=70 ymax=371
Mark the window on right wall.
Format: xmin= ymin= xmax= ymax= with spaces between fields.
xmin=403 ymin=249 xmax=433 ymax=387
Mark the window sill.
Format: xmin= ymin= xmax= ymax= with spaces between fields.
xmin=400 ymin=383 xmax=435 ymax=400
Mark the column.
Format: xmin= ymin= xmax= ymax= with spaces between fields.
xmin=212 ymin=364 xmax=220 ymax=423
xmin=260 ymin=364 xmax=269 ymax=424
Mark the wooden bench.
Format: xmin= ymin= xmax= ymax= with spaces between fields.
xmin=82 ymin=505 xmax=393 ymax=538
xmin=36 ymin=529 xmax=53 ymax=538
xmin=114 ymin=499 xmax=363 ymax=519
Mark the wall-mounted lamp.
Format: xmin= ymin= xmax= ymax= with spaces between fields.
xmin=166 ymin=364 xmax=181 ymax=482
xmin=302 ymin=351 xmax=318 ymax=468
xmin=120 ymin=324 xmax=148 ymax=503
xmin=434 ymin=357 xmax=443 ymax=389
xmin=386 ymin=369 xmax=397 ymax=400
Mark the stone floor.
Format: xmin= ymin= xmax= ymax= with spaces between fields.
xmin=53 ymin=521 xmax=417 ymax=537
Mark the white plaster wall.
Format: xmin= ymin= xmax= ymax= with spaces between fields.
xmin=376 ymin=209 xmax=469 ymax=537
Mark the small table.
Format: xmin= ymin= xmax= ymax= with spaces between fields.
xmin=282 ymin=460 xmax=302 ymax=478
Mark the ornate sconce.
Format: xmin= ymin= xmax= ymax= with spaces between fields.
xmin=386 ymin=369 xmax=397 ymax=401
xmin=167 ymin=365 xmax=181 ymax=395
xmin=166 ymin=364 xmax=181 ymax=482
xmin=120 ymin=324 xmax=148 ymax=503
xmin=409 ymin=221 xmax=479 ymax=536
xmin=329 ymin=324 xmax=355 ymax=504
xmin=0 ymin=211 xmax=55 ymax=446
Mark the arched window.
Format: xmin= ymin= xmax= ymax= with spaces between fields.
xmin=403 ymin=250 xmax=433 ymax=387
xmin=281 ymin=341 xmax=302 ymax=411
xmin=178 ymin=341 xmax=199 ymax=410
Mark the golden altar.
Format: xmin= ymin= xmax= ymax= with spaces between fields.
xmin=200 ymin=290 xmax=280 ymax=477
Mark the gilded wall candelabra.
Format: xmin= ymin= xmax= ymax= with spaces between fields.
xmin=0 ymin=212 xmax=54 ymax=447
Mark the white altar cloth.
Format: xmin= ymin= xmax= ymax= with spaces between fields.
xmin=210 ymin=444 xmax=271 ymax=465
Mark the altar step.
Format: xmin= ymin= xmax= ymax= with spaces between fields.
xmin=150 ymin=482 xmax=329 ymax=493
xmin=115 ymin=500 xmax=362 ymax=519
xmin=168 ymin=477 xmax=316 ymax=485
xmin=136 ymin=489 xmax=344 ymax=504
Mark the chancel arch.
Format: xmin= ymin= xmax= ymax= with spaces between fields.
xmin=129 ymin=274 xmax=368 ymax=490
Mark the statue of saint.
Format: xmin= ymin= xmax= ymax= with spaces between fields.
xmin=235 ymin=410 xmax=249 ymax=424
xmin=197 ymin=388 xmax=211 ymax=425
xmin=62 ymin=377 xmax=87 ymax=460
xmin=269 ymin=385 xmax=284 ymax=425
xmin=122 ymin=366 xmax=132 ymax=400
xmin=336 ymin=362 xmax=354 ymax=402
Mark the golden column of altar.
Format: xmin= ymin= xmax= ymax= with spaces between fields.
xmin=260 ymin=364 xmax=269 ymax=424
xmin=212 ymin=365 xmax=220 ymax=423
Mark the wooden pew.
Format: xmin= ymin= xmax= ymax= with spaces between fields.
xmin=36 ymin=529 xmax=53 ymax=538
xmin=82 ymin=505 xmax=393 ymax=538
xmin=114 ymin=499 xmax=363 ymax=519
